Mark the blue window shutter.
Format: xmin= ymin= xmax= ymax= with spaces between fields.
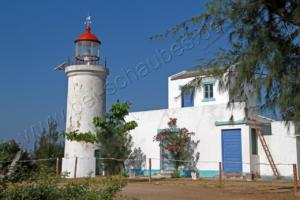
xmin=182 ymin=90 xmax=194 ymax=107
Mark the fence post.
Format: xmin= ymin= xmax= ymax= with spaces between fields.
xmin=149 ymin=158 xmax=152 ymax=184
xmin=56 ymin=157 xmax=60 ymax=176
xmin=74 ymin=157 xmax=78 ymax=179
xmin=293 ymin=164 xmax=298 ymax=193
xmin=219 ymin=162 xmax=222 ymax=186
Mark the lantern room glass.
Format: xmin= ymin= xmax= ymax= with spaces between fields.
xmin=75 ymin=40 xmax=100 ymax=64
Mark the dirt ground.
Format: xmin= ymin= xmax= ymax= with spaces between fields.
xmin=121 ymin=179 xmax=300 ymax=200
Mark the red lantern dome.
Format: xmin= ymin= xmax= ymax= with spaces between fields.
xmin=74 ymin=17 xmax=101 ymax=65
xmin=75 ymin=25 xmax=101 ymax=44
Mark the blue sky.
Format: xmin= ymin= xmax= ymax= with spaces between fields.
xmin=0 ymin=0 xmax=229 ymax=147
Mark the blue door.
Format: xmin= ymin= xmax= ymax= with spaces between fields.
xmin=221 ymin=129 xmax=242 ymax=173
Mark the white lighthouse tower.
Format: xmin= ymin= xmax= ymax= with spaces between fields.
xmin=61 ymin=17 xmax=109 ymax=178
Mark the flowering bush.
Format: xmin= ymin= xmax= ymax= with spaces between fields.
xmin=154 ymin=118 xmax=199 ymax=171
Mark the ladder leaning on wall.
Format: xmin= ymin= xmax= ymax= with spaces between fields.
xmin=252 ymin=122 xmax=280 ymax=178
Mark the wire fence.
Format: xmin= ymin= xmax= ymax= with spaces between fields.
xmin=1 ymin=156 xmax=300 ymax=191
xmin=0 ymin=156 xmax=298 ymax=178
xmin=1 ymin=157 xmax=299 ymax=195
xmin=0 ymin=158 xmax=297 ymax=167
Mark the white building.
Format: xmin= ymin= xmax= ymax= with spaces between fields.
xmin=127 ymin=68 xmax=300 ymax=179
xmin=61 ymin=19 xmax=299 ymax=179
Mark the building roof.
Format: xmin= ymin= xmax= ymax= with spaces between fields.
xmin=170 ymin=66 xmax=210 ymax=80
xmin=75 ymin=25 xmax=101 ymax=44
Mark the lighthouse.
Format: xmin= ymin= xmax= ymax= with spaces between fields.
xmin=61 ymin=17 xmax=109 ymax=178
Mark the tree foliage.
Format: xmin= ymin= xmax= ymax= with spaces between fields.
xmin=0 ymin=140 xmax=34 ymax=182
xmin=158 ymin=0 xmax=300 ymax=121
xmin=34 ymin=118 xmax=64 ymax=168
xmin=154 ymin=118 xmax=199 ymax=171
xmin=125 ymin=147 xmax=146 ymax=176
xmin=94 ymin=102 xmax=138 ymax=175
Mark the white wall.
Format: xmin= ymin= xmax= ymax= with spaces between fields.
xmin=62 ymin=65 xmax=108 ymax=178
xmin=168 ymin=77 xmax=230 ymax=109
xmin=127 ymin=105 xmax=299 ymax=178
xmin=257 ymin=121 xmax=297 ymax=177
xmin=127 ymin=103 xmax=248 ymax=175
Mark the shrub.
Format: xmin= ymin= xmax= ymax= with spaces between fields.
xmin=1 ymin=176 xmax=127 ymax=200
xmin=99 ymin=177 xmax=127 ymax=200
xmin=2 ymin=176 xmax=63 ymax=200
xmin=171 ymin=170 xmax=181 ymax=178
xmin=0 ymin=140 xmax=36 ymax=182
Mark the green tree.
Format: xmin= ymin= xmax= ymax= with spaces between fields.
xmin=93 ymin=102 xmax=138 ymax=175
xmin=154 ymin=118 xmax=199 ymax=172
xmin=33 ymin=118 xmax=64 ymax=170
xmin=156 ymin=0 xmax=300 ymax=122
xmin=0 ymin=140 xmax=34 ymax=181
xmin=125 ymin=147 xmax=146 ymax=176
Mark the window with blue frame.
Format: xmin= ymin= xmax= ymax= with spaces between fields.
xmin=181 ymin=89 xmax=194 ymax=107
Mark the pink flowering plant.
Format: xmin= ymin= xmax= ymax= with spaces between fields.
xmin=154 ymin=118 xmax=199 ymax=172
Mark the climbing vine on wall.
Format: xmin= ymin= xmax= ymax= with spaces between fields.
xmin=62 ymin=130 xmax=97 ymax=144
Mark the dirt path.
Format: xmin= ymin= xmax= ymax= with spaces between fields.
xmin=121 ymin=179 xmax=300 ymax=200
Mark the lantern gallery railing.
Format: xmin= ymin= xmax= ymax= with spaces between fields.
xmin=66 ymin=56 xmax=108 ymax=67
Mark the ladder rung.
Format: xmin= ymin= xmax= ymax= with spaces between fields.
xmin=254 ymin=126 xmax=279 ymax=177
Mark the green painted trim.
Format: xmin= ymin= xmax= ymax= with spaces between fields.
xmin=215 ymin=119 xmax=247 ymax=126
xmin=140 ymin=169 xmax=161 ymax=176
xmin=179 ymin=85 xmax=196 ymax=90
xmin=157 ymin=128 xmax=179 ymax=133
xmin=202 ymin=98 xmax=215 ymax=102
xmin=126 ymin=169 xmax=219 ymax=178
xmin=201 ymin=80 xmax=216 ymax=86
xmin=126 ymin=169 xmax=291 ymax=179
xmin=198 ymin=170 xmax=219 ymax=177
xmin=157 ymin=129 xmax=163 ymax=133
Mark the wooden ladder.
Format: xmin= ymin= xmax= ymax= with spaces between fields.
xmin=255 ymin=127 xmax=280 ymax=177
